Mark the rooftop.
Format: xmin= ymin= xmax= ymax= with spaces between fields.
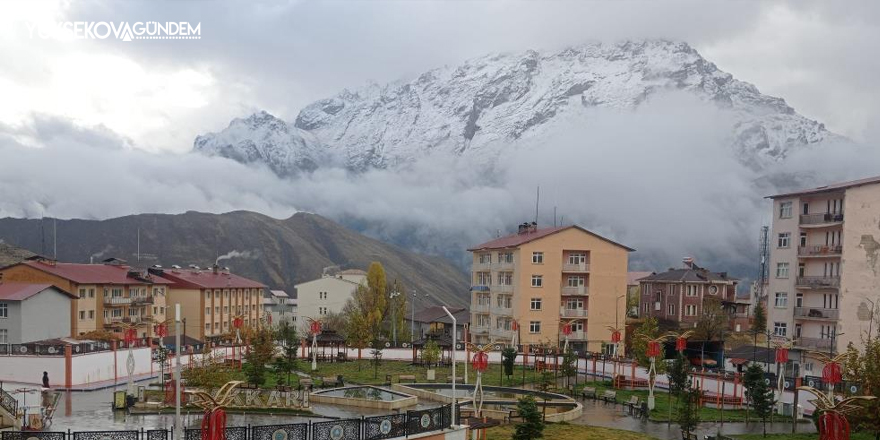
xmin=627 ymin=271 xmax=653 ymax=286
xmin=768 ymin=174 xmax=880 ymax=199
xmin=410 ymin=305 xmax=468 ymax=324
xmin=270 ymin=290 xmax=289 ymax=298
xmin=13 ymin=259 xmax=172 ymax=285
xmin=639 ymin=259 xmax=737 ymax=283
xmin=0 ymin=283 xmax=75 ymax=300
xmin=153 ymin=267 xmax=266 ymax=289
xmin=468 ymin=224 xmax=635 ymax=252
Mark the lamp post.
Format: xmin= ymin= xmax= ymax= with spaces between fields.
xmin=442 ymin=306 xmax=458 ymax=427
xmin=308 ymin=318 xmax=321 ymax=371
xmin=410 ymin=290 xmax=417 ymax=343
xmin=389 ymin=290 xmax=400 ymax=346
xmin=614 ymin=294 xmax=625 ymax=357
xmin=174 ymin=304 xmax=182 ymax=440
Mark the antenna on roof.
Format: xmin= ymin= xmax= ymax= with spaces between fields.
xmin=53 ymin=217 xmax=57 ymax=259
xmin=137 ymin=227 xmax=140 ymax=262
xmin=534 ymin=185 xmax=540 ymax=225
xmin=553 ymin=206 xmax=557 ymax=227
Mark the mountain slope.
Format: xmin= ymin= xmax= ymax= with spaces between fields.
xmin=195 ymin=40 xmax=838 ymax=174
xmin=0 ymin=241 xmax=34 ymax=267
xmin=0 ymin=211 xmax=469 ymax=308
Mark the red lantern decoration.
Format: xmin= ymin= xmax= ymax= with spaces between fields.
xmin=511 ymin=321 xmax=518 ymax=331
xmin=201 ymin=407 xmax=228 ymax=440
xmin=818 ymin=411 xmax=850 ymax=440
xmin=155 ymin=323 xmax=167 ymax=339
xmin=124 ymin=328 xmax=137 ymax=345
xmin=775 ymin=347 xmax=789 ymax=364
xmin=233 ymin=317 xmax=243 ymax=329
xmin=267 ymin=313 xmax=273 ymax=325
xmin=647 ymin=341 xmax=661 ymax=358
xmin=562 ymin=323 xmax=572 ymax=336
xmin=823 ymin=362 xmax=842 ymax=385
xmin=676 ymin=337 xmax=687 ymax=352
xmin=471 ymin=352 xmax=488 ymax=372
xmin=611 ymin=330 xmax=621 ymax=343
xmin=310 ymin=320 xmax=321 ymax=335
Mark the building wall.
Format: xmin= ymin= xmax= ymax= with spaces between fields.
xmin=838 ymin=184 xmax=880 ymax=351
xmin=0 ymin=301 xmax=22 ymax=343
xmin=166 ymin=288 xmax=203 ymax=340
xmin=767 ymin=197 xmax=800 ymax=340
xmin=19 ymin=288 xmax=71 ymax=343
xmin=295 ymin=276 xmax=362 ymax=333
xmin=639 ymin=280 xmax=737 ymax=327
xmin=0 ymin=265 xmax=77 ymax=335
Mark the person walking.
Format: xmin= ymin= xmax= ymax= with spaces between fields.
xmin=42 ymin=372 xmax=49 ymax=389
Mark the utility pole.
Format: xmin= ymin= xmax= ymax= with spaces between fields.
xmin=390 ymin=290 xmax=400 ymax=346
xmin=174 ymin=304 xmax=182 ymax=440
xmin=411 ymin=290 xmax=416 ymax=343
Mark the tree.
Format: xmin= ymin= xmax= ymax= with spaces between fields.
xmin=370 ymin=338 xmax=384 ymax=379
xmin=752 ymin=301 xmax=767 ymax=335
xmin=843 ymin=338 xmax=880 ymax=440
xmin=422 ymin=339 xmax=441 ymax=368
xmin=512 ymin=395 xmax=544 ymax=440
xmin=502 ymin=347 xmax=518 ymax=385
xmin=667 ymin=352 xmax=690 ymax=425
xmin=744 ymin=363 xmax=774 ymax=436
xmin=694 ymin=297 xmax=727 ymax=366
xmin=387 ymin=278 xmax=409 ymax=342
xmin=677 ymin=382 xmax=702 ymax=438
xmin=274 ymin=321 xmax=299 ymax=386
xmin=343 ymin=262 xmax=389 ymax=347
xmin=631 ymin=316 xmax=668 ymax=374
xmin=561 ymin=347 xmax=577 ymax=389
xmin=243 ymin=325 xmax=276 ymax=386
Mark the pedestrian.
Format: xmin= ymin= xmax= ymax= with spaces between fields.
xmin=42 ymin=371 xmax=49 ymax=388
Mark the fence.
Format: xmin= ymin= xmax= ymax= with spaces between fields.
xmin=0 ymin=404 xmax=454 ymax=440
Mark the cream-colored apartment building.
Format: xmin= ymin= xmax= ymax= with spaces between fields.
xmin=468 ymin=224 xmax=633 ymax=354
xmin=767 ymin=175 xmax=880 ymax=373
xmin=295 ymin=269 xmax=366 ymax=334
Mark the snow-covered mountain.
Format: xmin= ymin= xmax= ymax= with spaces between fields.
xmin=194 ymin=111 xmax=331 ymax=175
xmin=196 ymin=40 xmax=838 ymax=174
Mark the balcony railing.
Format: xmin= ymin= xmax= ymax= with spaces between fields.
xmin=794 ymin=307 xmax=840 ymax=321
xmin=798 ymin=245 xmax=843 ymax=257
xmin=800 ymin=212 xmax=844 ymax=225
xmin=470 ymin=326 xmax=490 ymax=335
xmin=491 ymin=327 xmax=514 ymax=338
xmin=104 ymin=297 xmax=131 ymax=305
xmin=131 ymin=295 xmax=154 ymax=305
xmin=561 ymin=286 xmax=589 ymax=296
xmin=492 ymin=284 xmax=514 ymax=293
xmin=560 ymin=307 xmax=588 ymax=318
xmin=104 ymin=316 xmax=144 ymax=325
xmin=795 ymin=337 xmax=835 ymax=351
xmin=796 ymin=276 xmax=840 ymax=289
xmin=473 ymin=262 xmax=492 ymax=271
xmin=491 ymin=306 xmax=513 ymax=316
xmin=470 ymin=284 xmax=490 ymax=292
xmin=472 ymin=303 xmax=490 ymax=313
xmin=564 ymin=330 xmax=587 ymax=340
xmin=493 ymin=261 xmax=515 ymax=270
xmin=562 ymin=263 xmax=590 ymax=272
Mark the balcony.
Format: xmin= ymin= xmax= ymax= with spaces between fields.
xmin=472 ymin=303 xmax=490 ymax=313
xmin=562 ymin=263 xmax=590 ymax=273
xmin=795 ymin=337 xmax=835 ymax=352
xmin=473 ymin=262 xmax=492 ymax=271
xmin=799 ymin=212 xmax=844 ymax=227
xmin=491 ymin=327 xmax=514 ymax=338
xmin=796 ymin=276 xmax=840 ymax=289
xmin=493 ymin=260 xmax=515 ymax=271
xmin=798 ymin=245 xmax=843 ymax=257
xmin=470 ymin=326 xmax=490 ymax=335
xmin=561 ymin=286 xmax=589 ymax=296
xmin=103 ymin=316 xmax=145 ymax=326
xmin=131 ymin=295 xmax=154 ymax=305
xmin=564 ymin=330 xmax=587 ymax=341
xmin=491 ymin=306 xmax=513 ymax=316
xmin=492 ymin=284 xmax=514 ymax=293
xmin=104 ymin=297 xmax=131 ymax=306
xmin=794 ymin=307 xmax=840 ymax=321
xmin=470 ymin=284 xmax=490 ymax=292
xmin=560 ymin=307 xmax=588 ymax=318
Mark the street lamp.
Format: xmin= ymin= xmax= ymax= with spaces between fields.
xmin=442 ymin=306 xmax=458 ymax=427
xmin=615 ymin=294 xmax=625 ymax=356
xmin=390 ymin=290 xmax=400 ymax=346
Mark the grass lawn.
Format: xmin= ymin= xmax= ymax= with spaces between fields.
xmin=574 ymin=381 xmax=766 ymax=423
xmin=283 ymin=359 xmax=539 ymax=386
xmin=736 ymin=434 xmax=876 ymax=440
xmin=486 ymin=422 xmax=658 ymax=440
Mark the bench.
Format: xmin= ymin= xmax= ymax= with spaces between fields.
xmin=398 ymin=375 xmax=417 ymax=383
xmin=447 ymin=375 xmax=463 ymax=382
xmin=322 ymin=376 xmax=343 ymax=388
xmin=298 ymin=378 xmax=313 ymax=389
xmin=623 ymin=395 xmax=641 ymax=414
xmin=601 ymin=390 xmax=617 ymax=404
xmin=581 ymin=387 xmax=597 ymax=400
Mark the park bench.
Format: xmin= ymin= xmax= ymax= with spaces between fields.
xmin=398 ymin=375 xmax=417 ymax=383
xmin=601 ymin=390 xmax=617 ymax=404
xmin=447 ymin=375 xmax=463 ymax=382
xmin=623 ymin=395 xmax=640 ymax=414
xmin=321 ymin=376 xmax=343 ymax=388
xmin=298 ymin=378 xmax=313 ymax=389
xmin=581 ymin=387 xmax=597 ymax=400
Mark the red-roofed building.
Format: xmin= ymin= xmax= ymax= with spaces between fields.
xmin=0 ymin=283 xmax=75 ymax=344
xmin=468 ymin=223 xmax=633 ymax=354
xmin=150 ymin=265 xmax=266 ymax=341
xmin=0 ymin=257 xmax=170 ymax=339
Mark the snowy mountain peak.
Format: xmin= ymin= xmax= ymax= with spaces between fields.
xmin=198 ymin=39 xmax=838 ymax=174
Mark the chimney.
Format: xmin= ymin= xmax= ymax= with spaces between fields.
xmin=530 ymin=221 xmax=537 ymax=233
xmin=212 ymin=264 xmax=219 ymax=274
xmin=683 ymin=257 xmax=694 ymax=268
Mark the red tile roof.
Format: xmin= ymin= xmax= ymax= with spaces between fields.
xmin=768 ymin=174 xmax=880 ymax=199
xmin=18 ymin=260 xmax=173 ymax=285
xmin=467 ymin=225 xmax=635 ymax=252
xmin=0 ymin=283 xmax=75 ymax=300
xmin=157 ymin=269 xmax=266 ymax=289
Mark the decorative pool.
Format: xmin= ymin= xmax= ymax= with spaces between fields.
xmin=310 ymin=386 xmax=418 ymax=410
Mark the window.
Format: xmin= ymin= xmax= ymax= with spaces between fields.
xmin=205 ymin=323 xmax=210 ymax=331
xmin=804 ymin=362 xmax=813 ymax=373
xmin=800 ymin=232 xmax=808 ymax=247
xmin=215 ymin=306 xmax=220 ymax=313
xmin=496 ymin=295 xmax=512 ymax=308
xmin=0 ymin=302 xmax=7 ymax=318
xmin=476 ymin=272 xmax=491 ymax=286
xmin=532 ymin=252 xmax=543 ymax=264
xmin=685 ymin=285 xmax=698 ymax=297
xmin=79 ymin=288 xmax=86 ymax=299
xmin=667 ymin=304 xmax=676 ymax=315
xmin=499 ymin=252 xmax=514 ymax=263
xmin=89 ymin=310 xmax=94 ymax=319
xmin=778 ymin=233 xmax=790 ymax=248
xmin=0 ymin=329 xmax=7 ymax=344
xmin=79 ymin=311 xmax=86 ymax=320
xmin=205 ymin=307 xmax=210 ymax=316
xmin=531 ymin=275 xmax=543 ymax=287
xmin=529 ymin=321 xmax=541 ymax=333
xmin=708 ymin=285 xmax=718 ymax=295
xmin=567 ymin=276 xmax=585 ymax=287
xmin=685 ymin=304 xmax=697 ymax=316
xmin=774 ymin=322 xmax=787 ymax=337
xmin=566 ymin=299 xmax=584 ymax=310
xmin=779 ymin=201 xmax=792 ymax=218
xmin=205 ymin=291 xmax=210 ymax=300
xmin=776 ymin=262 xmax=789 ymax=278
xmin=774 ymin=292 xmax=788 ymax=307
xmin=567 ymin=253 xmax=586 ymax=265
xmin=497 ymin=272 xmax=513 ymax=285
xmin=530 ymin=298 xmax=542 ymax=310
xmin=796 ymin=293 xmax=804 ymax=308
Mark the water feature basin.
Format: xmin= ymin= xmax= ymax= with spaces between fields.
xmin=310 ymin=386 xmax=418 ymax=410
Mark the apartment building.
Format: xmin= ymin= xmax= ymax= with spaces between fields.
xmin=767 ymin=175 xmax=880 ymax=373
xmin=294 ymin=269 xmax=366 ymax=333
xmin=0 ymin=283 xmax=75 ymax=344
xmin=262 ymin=290 xmax=296 ymax=326
xmin=638 ymin=258 xmax=744 ymax=330
xmin=0 ymin=257 xmax=170 ymax=339
xmin=468 ymin=223 xmax=633 ymax=354
xmin=152 ymin=265 xmax=266 ymax=342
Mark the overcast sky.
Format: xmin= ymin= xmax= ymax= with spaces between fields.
xmin=2 ymin=0 xmax=880 ymax=153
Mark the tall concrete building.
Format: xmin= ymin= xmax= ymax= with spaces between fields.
xmin=295 ymin=269 xmax=366 ymax=333
xmin=767 ymin=175 xmax=880 ymax=373
xmin=467 ymin=223 xmax=633 ymax=354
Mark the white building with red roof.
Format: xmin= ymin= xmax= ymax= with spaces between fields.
xmin=0 ymin=282 xmax=76 ymax=344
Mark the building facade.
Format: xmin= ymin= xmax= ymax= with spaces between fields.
xmin=294 ymin=269 xmax=366 ymax=333
xmin=152 ymin=265 xmax=266 ymax=342
xmin=468 ymin=224 xmax=632 ymax=354
xmin=638 ymin=258 xmax=742 ymax=329
xmin=0 ymin=283 xmax=75 ymax=344
xmin=767 ymin=175 xmax=880 ymax=373
xmin=0 ymin=258 xmax=169 ymax=339
xmin=263 ymin=290 xmax=296 ymax=327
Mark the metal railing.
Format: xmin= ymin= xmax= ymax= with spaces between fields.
xmin=104 ymin=297 xmax=131 ymax=305
xmin=0 ymin=387 xmax=18 ymax=418
xmin=800 ymin=212 xmax=844 ymax=225
xmin=562 ymin=263 xmax=590 ymax=272
xmin=794 ymin=307 xmax=840 ymax=320
xmin=561 ymin=286 xmax=588 ymax=296
xmin=795 ymin=337 xmax=835 ymax=351
xmin=492 ymin=284 xmax=513 ymax=293
xmin=493 ymin=261 xmax=515 ymax=270
xmin=490 ymin=306 xmax=513 ymax=316
xmin=0 ymin=404 xmax=453 ymax=440
xmin=471 ymin=303 xmax=490 ymax=313
xmin=564 ymin=330 xmax=587 ymax=340
xmin=796 ymin=276 xmax=840 ymax=289
xmin=798 ymin=245 xmax=843 ymax=257
xmin=469 ymin=326 xmax=490 ymax=335
xmin=560 ymin=307 xmax=588 ymax=318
